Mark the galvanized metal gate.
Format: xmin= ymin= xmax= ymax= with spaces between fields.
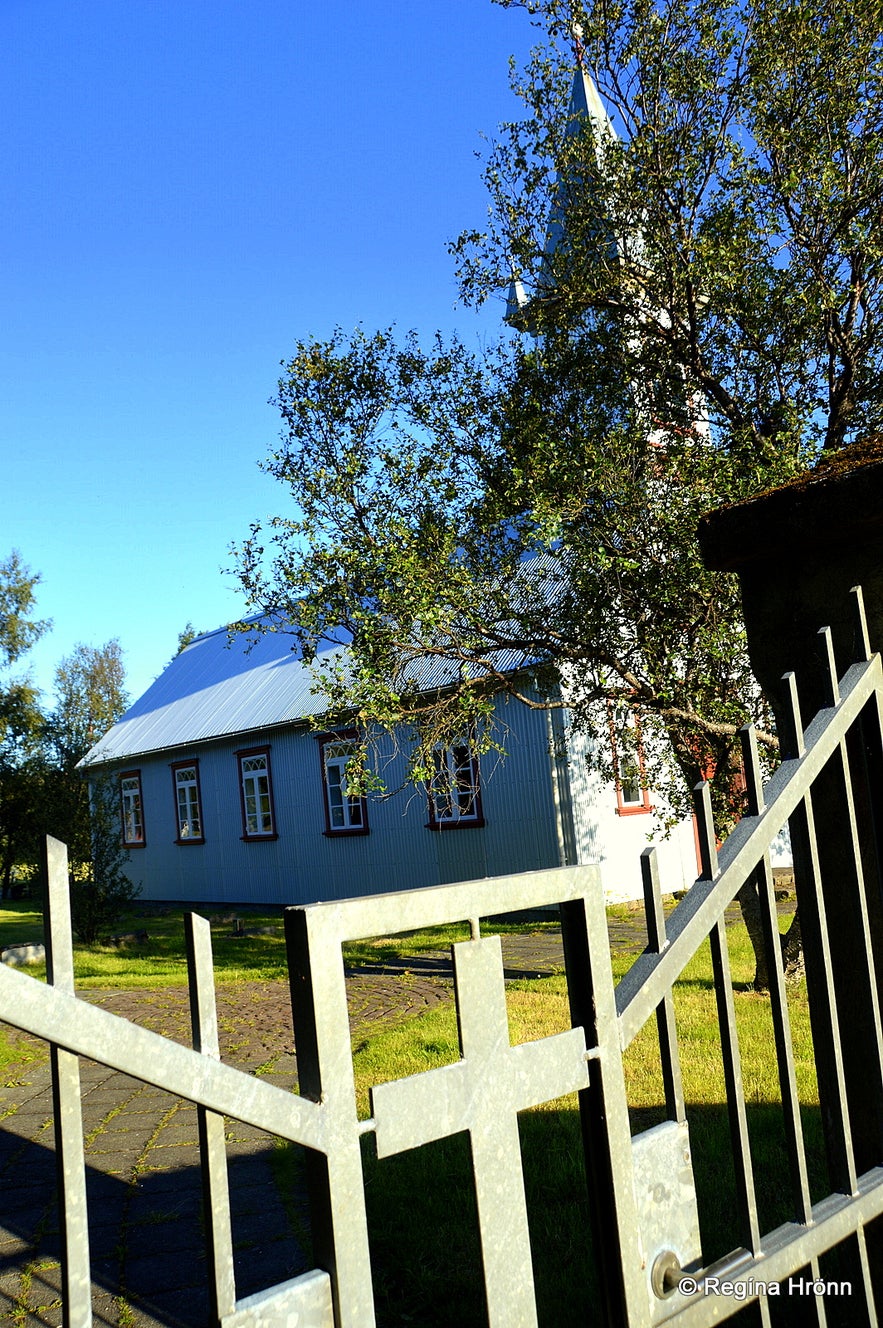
xmin=2 ymin=590 xmax=883 ymax=1325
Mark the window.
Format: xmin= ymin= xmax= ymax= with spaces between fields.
xmin=319 ymin=735 xmax=369 ymax=836
xmin=119 ymin=771 xmax=145 ymax=846
xmin=236 ymin=747 xmax=277 ymax=839
xmin=611 ymin=708 xmax=651 ymax=815
xmin=171 ymin=761 xmax=203 ymax=843
xmin=427 ymin=744 xmax=484 ymax=830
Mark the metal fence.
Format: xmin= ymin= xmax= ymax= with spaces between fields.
xmin=2 ymin=589 xmax=883 ymax=1325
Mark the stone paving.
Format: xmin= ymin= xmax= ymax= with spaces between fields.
xmin=0 ymin=903 xmax=778 ymax=1325
xmin=0 ymin=971 xmax=453 ymax=1328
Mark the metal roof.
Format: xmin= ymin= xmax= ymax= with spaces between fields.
xmin=82 ymin=557 xmax=564 ymax=768
xmin=81 ymin=624 xmax=346 ymax=767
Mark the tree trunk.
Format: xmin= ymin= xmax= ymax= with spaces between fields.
xmin=780 ymin=909 xmax=804 ymax=983
xmin=0 ymin=853 xmax=13 ymax=901
xmin=735 ymin=878 xmax=771 ymax=991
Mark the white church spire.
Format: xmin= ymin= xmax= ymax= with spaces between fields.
xmin=505 ymin=34 xmax=619 ymax=326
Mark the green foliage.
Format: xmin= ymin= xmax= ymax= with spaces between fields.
xmin=0 ymin=552 xmax=50 ymax=896
xmin=0 ymin=551 xmax=50 ymax=668
xmin=49 ymin=640 xmax=128 ymax=769
xmin=236 ymin=0 xmax=883 ymax=828
xmin=45 ymin=640 xmax=129 ymax=872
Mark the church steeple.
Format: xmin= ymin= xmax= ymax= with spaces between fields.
xmin=505 ymin=40 xmax=618 ymax=328
xmin=505 ymin=269 xmax=530 ymax=323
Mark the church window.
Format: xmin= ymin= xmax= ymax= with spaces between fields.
xmin=120 ymin=772 xmax=145 ymax=846
xmin=236 ymin=747 xmax=277 ymax=839
xmin=171 ymin=761 xmax=203 ymax=843
xmin=611 ymin=709 xmax=651 ymax=815
xmin=319 ymin=735 xmax=369 ymax=835
xmin=427 ymin=744 xmax=484 ymax=829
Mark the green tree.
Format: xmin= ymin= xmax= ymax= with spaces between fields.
xmin=0 ymin=552 xmax=50 ymax=898
xmin=46 ymin=640 xmax=129 ymax=871
xmin=68 ymin=774 xmax=140 ymax=945
xmin=236 ymin=0 xmax=883 ymax=985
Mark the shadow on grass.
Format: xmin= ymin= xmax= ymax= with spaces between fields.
xmin=348 ymin=1099 xmax=871 ymax=1328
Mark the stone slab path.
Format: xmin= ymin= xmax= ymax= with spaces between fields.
xmin=0 ymin=972 xmax=453 ymax=1328
xmin=0 ymin=904 xmax=783 ymax=1325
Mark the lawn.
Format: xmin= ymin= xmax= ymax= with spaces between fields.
xmin=333 ymin=916 xmax=821 ymax=1326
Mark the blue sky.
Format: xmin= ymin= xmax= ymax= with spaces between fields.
xmin=2 ymin=0 xmax=538 ymax=707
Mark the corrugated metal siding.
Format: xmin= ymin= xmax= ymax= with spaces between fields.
xmin=103 ymin=697 xmax=564 ymax=906
xmin=82 ymin=552 xmax=569 ymax=771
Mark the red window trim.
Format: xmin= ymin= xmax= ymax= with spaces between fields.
xmin=169 ymin=758 xmax=205 ymax=846
xmin=315 ymin=730 xmax=370 ymax=837
xmin=425 ymin=745 xmax=485 ymax=832
xmin=119 ymin=769 xmax=146 ymax=848
xmin=234 ymin=745 xmax=279 ymax=842
xmin=609 ymin=708 xmax=652 ymax=817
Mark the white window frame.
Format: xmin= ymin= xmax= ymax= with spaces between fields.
xmin=120 ymin=772 xmax=145 ymax=846
xmin=320 ymin=738 xmax=368 ymax=835
xmin=172 ymin=761 xmax=203 ymax=842
xmin=611 ymin=707 xmax=652 ymax=816
xmin=236 ymin=748 xmax=276 ymax=839
xmin=428 ymin=744 xmax=483 ymax=828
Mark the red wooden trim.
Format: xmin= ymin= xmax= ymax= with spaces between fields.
xmin=317 ymin=733 xmax=370 ymax=836
xmin=118 ymin=769 xmax=146 ymax=848
xmin=425 ymin=814 xmax=486 ymax=832
xmin=234 ymin=745 xmax=278 ymax=840
xmin=169 ymin=758 xmax=205 ymax=846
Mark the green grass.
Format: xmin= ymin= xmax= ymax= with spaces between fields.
xmin=0 ymin=899 xmax=292 ymax=988
xmin=336 ymin=912 xmax=821 ymax=1326
xmin=340 ymin=913 xmax=561 ymax=968
xmin=0 ymin=900 xmax=561 ymax=989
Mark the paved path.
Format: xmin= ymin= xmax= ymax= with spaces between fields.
xmin=0 ymin=904 xmax=778 ymax=1325
xmin=0 ymin=972 xmax=454 ymax=1328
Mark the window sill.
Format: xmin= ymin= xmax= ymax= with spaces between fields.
xmin=615 ymin=803 xmax=653 ymax=817
xmin=175 ymin=837 xmax=205 ymax=846
xmin=425 ymin=818 xmax=486 ymax=832
xmin=323 ymin=827 xmax=370 ymax=838
xmin=240 ymin=832 xmax=279 ymax=842
xmin=122 ymin=840 xmax=146 ymax=849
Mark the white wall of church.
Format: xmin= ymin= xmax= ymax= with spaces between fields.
xmin=563 ymin=723 xmax=700 ymax=902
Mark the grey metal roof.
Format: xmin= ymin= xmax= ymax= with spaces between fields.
xmin=82 ymin=556 xmax=564 ymax=768
xmin=81 ymin=623 xmax=345 ymax=767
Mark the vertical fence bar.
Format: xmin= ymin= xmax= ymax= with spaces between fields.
xmin=779 ymin=678 xmax=858 ymax=1198
xmin=693 ymin=785 xmax=765 ymax=1297
xmin=185 ymin=914 xmax=236 ymax=1324
xmin=640 ymin=848 xmax=685 ymax=1124
xmin=740 ymin=727 xmax=814 ymax=1225
xmin=744 ymin=832 xmax=829 ymax=1316
xmin=285 ymin=907 xmax=376 ymax=1328
xmin=709 ymin=917 xmax=762 ymax=1257
xmin=561 ymin=891 xmax=650 ymax=1328
xmin=43 ymin=835 xmax=92 ymax=1328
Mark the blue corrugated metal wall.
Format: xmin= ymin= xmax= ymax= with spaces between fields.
xmin=107 ymin=699 xmax=561 ymax=905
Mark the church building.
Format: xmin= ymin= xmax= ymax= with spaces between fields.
xmin=81 ymin=618 xmax=701 ymax=906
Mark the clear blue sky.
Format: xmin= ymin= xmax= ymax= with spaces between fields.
xmin=1 ymin=0 xmax=539 ymax=707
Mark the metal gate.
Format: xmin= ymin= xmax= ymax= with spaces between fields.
xmin=2 ymin=590 xmax=883 ymax=1326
